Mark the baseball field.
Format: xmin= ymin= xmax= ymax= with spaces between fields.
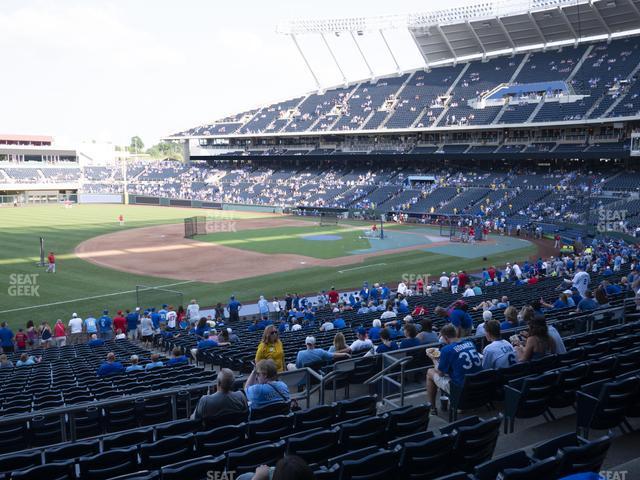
xmin=0 ymin=204 xmax=540 ymax=329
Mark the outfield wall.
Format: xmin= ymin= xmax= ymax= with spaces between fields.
xmin=78 ymin=193 xmax=123 ymax=204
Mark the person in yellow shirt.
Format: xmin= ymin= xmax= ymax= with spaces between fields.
xmin=255 ymin=325 xmax=285 ymax=372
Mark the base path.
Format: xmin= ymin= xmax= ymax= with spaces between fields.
xmin=75 ymin=218 xmax=535 ymax=284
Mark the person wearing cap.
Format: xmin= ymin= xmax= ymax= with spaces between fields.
xmin=98 ymin=310 xmax=113 ymax=341
xmin=289 ymin=336 xmax=349 ymax=370
xmin=68 ymin=312 xmax=83 ymax=345
xmin=348 ymin=328 xmax=373 ymax=354
xmin=113 ymin=311 xmax=127 ymax=335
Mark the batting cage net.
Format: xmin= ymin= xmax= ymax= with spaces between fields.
xmin=184 ymin=216 xmax=207 ymax=238
xmin=135 ymin=285 xmax=184 ymax=310
xmin=319 ymin=213 xmax=339 ymax=227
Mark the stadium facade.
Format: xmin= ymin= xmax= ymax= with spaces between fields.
xmin=166 ymin=0 xmax=640 ymax=163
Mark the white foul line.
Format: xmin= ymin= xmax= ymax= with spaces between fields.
xmin=0 ymin=280 xmax=196 ymax=314
xmin=338 ymin=263 xmax=387 ymax=274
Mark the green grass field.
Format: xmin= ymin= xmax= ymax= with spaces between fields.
xmin=0 ymin=205 xmax=537 ymax=330
xmin=198 ymin=225 xmax=371 ymax=258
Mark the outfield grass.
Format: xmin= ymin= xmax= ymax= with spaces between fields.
xmin=0 ymin=205 xmax=537 ymax=330
xmin=198 ymin=225 xmax=371 ymax=258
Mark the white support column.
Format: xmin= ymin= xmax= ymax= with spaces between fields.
xmin=350 ymin=31 xmax=374 ymax=80
xmin=588 ymin=1 xmax=611 ymax=40
xmin=436 ymin=25 xmax=458 ymax=64
xmin=379 ymin=30 xmax=400 ymax=73
xmin=290 ymin=34 xmax=321 ymax=91
xmin=495 ymin=17 xmax=516 ymax=55
xmin=321 ymin=33 xmax=347 ymax=85
xmin=558 ymin=6 xmax=579 ymax=46
xmin=466 ymin=20 xmax=486 ymax=60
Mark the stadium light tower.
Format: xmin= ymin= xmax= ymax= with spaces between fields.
xmin=276 ymin=0 xmax=607 ymax=89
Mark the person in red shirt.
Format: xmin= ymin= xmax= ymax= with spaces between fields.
xmin=412 ymin=305 xmax=428 ymax=317
xmin=328 ymin=287 xmax=339 ymax=305
xmin=53 ymin=319 xmax=66 ymax=347
xmin=458 ymin=271 xmax=469 ymax=290
xmin=46 ymin=252 xmax=56 ymax=273
xmin=416 ymin=277 xmax=424 ymax=295
xmin=488 ymin=266 xmax=496 ymax=281
xmin=113 ymin=310 xmax=127 ymax=334
xmin=118 ymin=214 xmax=124 ymax=226
xmin=14 ymin=329 xmax=28 ymax=351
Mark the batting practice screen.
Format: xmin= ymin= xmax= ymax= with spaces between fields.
xmin=184 ymin=216 xmax=207 ymax=238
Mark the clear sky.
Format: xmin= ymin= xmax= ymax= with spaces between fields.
xmin=0 ymin=0 xmax=477 ymax=147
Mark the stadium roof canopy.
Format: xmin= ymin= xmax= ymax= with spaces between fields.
xmin=279 ymin=0 xmax=640 ymax=67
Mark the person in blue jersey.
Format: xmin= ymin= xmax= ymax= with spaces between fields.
xmin=426 ymin=324 xmax=482 ymax=415
xmin=98 ymin=310 xmax=112 ymax=341
xmin=228 ymin=296 xmax=242 ymax=322
xmin=375 ymin=328 xmax=398 ymax=354
xmin=399 ymin=323 xmax=421 ymax=349
xmin=125 ymin=308 xmax=140 ymax=340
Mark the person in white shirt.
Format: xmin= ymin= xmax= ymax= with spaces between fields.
xmin=512 ymin=262 xmax=522 ymax=279
xmin=271 ymin=298 xmax=281 ymax=321
xmin=380 ymin=306 xmax=397 ymax=321
xmin=462 ymin=285 xmax=476 ymax=297
xmin=397 ymin=282 xmax=408 ymax=296
xmin=482 ymin=320 xmax=517 ymax=369
xmin=291 ymin=319 xmax=302 ymax=331
xmin=320 ymin=320 xmax=334 ymax=332
xmin=505 ymin=263 xmax=512 ymax=279
xmin=565 ymin=265 xmax=590 ymax=297
xmin=439 ymin=272 xmax=450 ymax=290
xmin=68 ymin=313 xmax=83 ymax=344
xmin=348 ymin=328 xmax=373 ymax=354
xmin=187 ymin=299 xmax=200 ymax=324
xmin=166 ymin=307 xmax=177 ymax=329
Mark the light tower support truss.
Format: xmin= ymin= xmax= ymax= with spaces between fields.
xmin=289 ymin=34 xmax=321 ymax=91
xmin=379 ymin=30 xmax=401 ymax=73
xmin=350 ymin=31 xmax=375 ymax=80
xmin=321 ymin=33 xmax=348 ymax=85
